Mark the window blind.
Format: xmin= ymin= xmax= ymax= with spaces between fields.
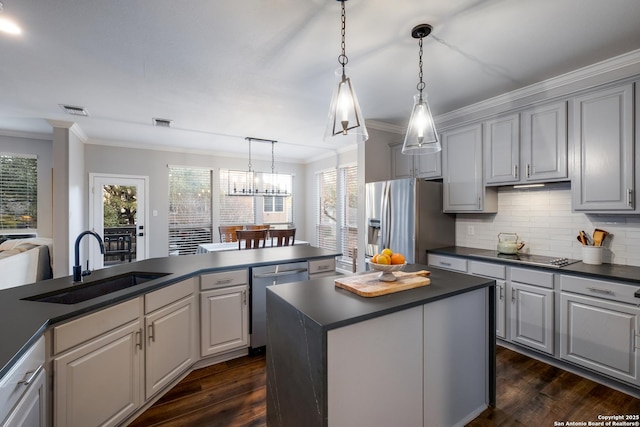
xmin=168 ymin=167 xmax=212 ymax=255
xmin=0 ymin=154 xmax=37 ymax=230
xmin=316 ymin=169 xmax=337 ymax=251
xmin=339 ymin=164 xmax=358 ymax=260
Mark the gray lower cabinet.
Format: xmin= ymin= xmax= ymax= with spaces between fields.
xmin=0 ymin=337 xmax=46 ymax=427
xmin=508 ymin=268 xmax=555 ymax=355
xmin=391 ymin=143 xmax=442 ymax=179
xmin=442 ymin=123 xmax=497 ymax=212
xmin=571 ymin=82 xmax=635 ymax=212
xmin=200 ymin=285 xmax=249 ymax=356
xmin=469 ymin=261 xmax=507 ymax=340
xmin=560 ymin=275 xmax=640 ymax=386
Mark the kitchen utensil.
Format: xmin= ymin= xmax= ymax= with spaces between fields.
xmin=579 ymin=230 xmax=588 ymax=245
xmin=497 ymin=232 xmax=525 ymax=254
xmin=577 ymin=235 xmax=586 ymax=245
xmin=592 ymin=229 xmax=609 ymax=247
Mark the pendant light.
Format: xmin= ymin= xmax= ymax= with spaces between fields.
xmin=324 ymin=0 xmax=368 ymax=144
xmin=402 ymin=24 xmax=440 ymax=155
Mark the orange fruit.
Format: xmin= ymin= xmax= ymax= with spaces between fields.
xmin=390 ymin=253 xmax=406 ymax=265
xmin=371 ymin=254 xmax=379 ymax=263
xmin=381 ymin=248 xmax=393 ymax=257
xmin=377 ymin=254 xmax=391 ymax=265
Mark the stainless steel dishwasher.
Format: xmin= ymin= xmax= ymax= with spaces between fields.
xmin=251 ymin=261 xmax=309 ymax=350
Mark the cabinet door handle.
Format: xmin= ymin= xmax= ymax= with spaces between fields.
xmin=587 ymin=286 xmax=614 ymax=295
xmin=242 ymin=290 xmax=247 ymax=305
xmin=136 ymin=328 xmax=142 ymax=349
xmin=627 ymin=188 xmax=632 ymax=207
xmin=511 ymin=288 xmax=516 ymax=302
xmin=526 ymin=164 xmax=531 ymax=178
xmin=215 ymin=278 xmax=233 ymax=285
xmin=148 ymin=323 xmax=155 ymax=343
xmin=18 ymin=365 xmax=43 ymax=386
xmin=513 ymin=164 xmax=518 ymax=179
xmin=499 ymin=285 xmax=504 ymax=300
xmin=440 ymin=261 xmax=452 ymax=267
xmin=478 ymin=197 xmax=481 ymax=209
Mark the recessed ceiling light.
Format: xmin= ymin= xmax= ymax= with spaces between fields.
xmin=153 ymin=118 xmax=172 ymax=128
xmin=0 ymin=2 xmax=21 ymax=35
xmin=59 ymin=104 xmax=89 ymax=117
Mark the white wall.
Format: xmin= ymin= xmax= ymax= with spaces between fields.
xmin=455 ymin=183 xmax=640 ymax=267
xmin=0 ymin=134 xmax=53 ymax=238
xmin=84 ymin=144 xmax=305 ymax=259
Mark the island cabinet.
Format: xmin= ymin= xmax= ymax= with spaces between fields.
xmin=52 ymin=278 xmax=197 ymax=427
xmin=571 ymin=82 xmax=635 ymax=212
xmin=441 ymin=123 xmax=497 ymax=213
xmin=0 ymin=337 xmax=46 ymax=427
xmin=391 ymin=143 xmax=442 ymax=179
xmin=266 ymin=268 xmax=495 ymax=427
xmin=508 ymin=267 xmax=555 ymax=355
xmin=200 ymin=269 xmax=249 ymax=357
xmin=559 ymin=275 xmax=640 ymax=386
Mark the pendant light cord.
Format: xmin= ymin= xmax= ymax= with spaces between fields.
xmin=338 ymin=1 xmax=348 ymax=70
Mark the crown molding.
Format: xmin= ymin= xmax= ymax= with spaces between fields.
xmin=435 ymin=48 xmax=640 ymax=125
xmin=365 ymin=119 xmax=405 ymax=134
xmin=46 ymin=120 xmax=88 ymax=142
xmin=0 ymin=129 xmax=52 ymax=141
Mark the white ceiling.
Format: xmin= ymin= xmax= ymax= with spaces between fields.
xmin=1 ymin=0 xmax=640 ymax=162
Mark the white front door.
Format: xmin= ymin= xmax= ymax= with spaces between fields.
xmin=90 ymin=174 xmax=148 ymax=268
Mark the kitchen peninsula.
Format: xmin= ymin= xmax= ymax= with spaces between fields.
xmin=0 ymin=245 xmax=340 ymax=427
xmin=266 ymin=264 xmax=496 ymax=427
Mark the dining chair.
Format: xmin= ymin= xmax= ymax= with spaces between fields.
xmin=219 ymin=225 xmax=244 ymax=243
xmin=269 ymin=228 xmax=296 ymax=247
xmin=236 ymin=229 xmax=268 ymax=249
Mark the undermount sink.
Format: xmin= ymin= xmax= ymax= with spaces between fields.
xmin=23 ymin=272 xmax=170 ymax=305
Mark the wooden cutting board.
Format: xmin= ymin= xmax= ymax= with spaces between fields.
xmin=335 ymin=270 xmax=431 ymax=297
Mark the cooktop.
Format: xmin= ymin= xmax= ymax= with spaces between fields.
xmin=471 ymin=252 xmax=580 ymax=268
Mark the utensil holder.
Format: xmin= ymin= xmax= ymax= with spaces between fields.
xmin=581 ymin=246 xmax=603 ymax=265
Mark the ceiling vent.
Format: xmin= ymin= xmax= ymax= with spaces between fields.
xmin=153 ymin=118 xmax=172 ymax=128
xmin=59 ymin=104 xmax=89 ymax=116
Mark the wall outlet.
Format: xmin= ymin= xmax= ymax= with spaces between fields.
xmin=467 ymin=225 xmax=475 ymax=236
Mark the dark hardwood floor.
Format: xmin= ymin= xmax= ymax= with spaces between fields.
xmin=129 ymin=346 xmax=640 ymax=426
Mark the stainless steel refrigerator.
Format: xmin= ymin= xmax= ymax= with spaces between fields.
xmin=365 ymin=178 xmax=455 ymax=266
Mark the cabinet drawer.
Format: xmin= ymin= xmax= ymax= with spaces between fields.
xmin=428 ymin=254 xmax=467 ymax=273
xmin=309 ymin=258 xmax=336 ymax=275
xmin=560 ymin=275 xmax=639 ymax=305
xmin=200 ymin=269 xmax=248 ymax=290
xmin=469 ymin=261 xmax=506 ymax=279
xmin=0 ymin=336 xmax=45 ymax=423
xmin=511 ymin=267 xmax=554 ymax=289
xmin=54 ymin=298 xmax=141 ymax=354
xmin=145 ymin=277 xmax=196 ymax=314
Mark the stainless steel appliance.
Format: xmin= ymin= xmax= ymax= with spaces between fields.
xmin=251 ymin=261 xmax=309 ymax=350
xmin=365 ymin=178 xmax=455 ymax=265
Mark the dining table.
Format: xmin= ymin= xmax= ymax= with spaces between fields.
xmin=196 ymin=240 xmax=310 ymax=254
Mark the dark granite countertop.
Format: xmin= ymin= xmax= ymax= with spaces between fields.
xmin=0 ymin=245 xmax=340 ymax=378
xmin=267 ymin=264 xmax=495 ymax=331
xmin=428 ymin=246 xmax=640 ymax=286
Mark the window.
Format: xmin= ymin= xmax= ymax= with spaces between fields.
xmin=0 ymin=154 xmax=37 ymax=231
xmin=316 ymin=165 xmax=358 ymax=264
xmin=264 ymin=196 xmax=284 ymax=213
xmin=168 ymin=166 xmax=212 ymax=255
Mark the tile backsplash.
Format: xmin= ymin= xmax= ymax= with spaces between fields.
xmin=454 ymin=183 xmax=640 ymax=267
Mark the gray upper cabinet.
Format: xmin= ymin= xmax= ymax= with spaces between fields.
xmin=391 ymin=143 xmax=442 ymax=179
xmin=442 ymin=123 xmax=497 ymax=212
xmin=571 ymin=82 xmax=635 ymax=212
xmin=521 ymin=101 xmax=568 ymax=182
xmin=484 ymin=114 xmax=520 ymax=185
xmin=485 ymin=102 xmax=568 ymax=186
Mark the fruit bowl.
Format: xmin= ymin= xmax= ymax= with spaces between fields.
xmin=367 ymin=261 xmax=407 ymax=282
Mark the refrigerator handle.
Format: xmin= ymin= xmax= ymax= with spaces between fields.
xmin=380 ymin=181 xmax=391 ymax=250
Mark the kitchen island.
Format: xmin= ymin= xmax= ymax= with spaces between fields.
xmin=266 ymin=264 xmax=496 ymax=427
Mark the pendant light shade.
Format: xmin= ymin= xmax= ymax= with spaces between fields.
xmin=324 ymin=0 xmax=368 ymax=144
xmin=402 ymin=24 xmax=440 ymax=155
